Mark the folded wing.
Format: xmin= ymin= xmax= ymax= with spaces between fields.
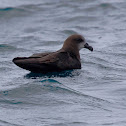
xmin=13 ymin=51 xmax=81 ymax=73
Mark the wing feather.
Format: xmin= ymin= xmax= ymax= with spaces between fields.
xmin=13 ymin=51 xmax=81 ymax=73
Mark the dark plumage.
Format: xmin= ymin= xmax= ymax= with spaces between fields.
xmin=13 ymin=34 xmax=93 ymax=73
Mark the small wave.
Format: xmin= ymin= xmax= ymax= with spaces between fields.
xmin=85 ymin=2 xmax=117 ymax=14
xmin=0 ymin=6 xmax=29 ymax=18
xmin=0 ymin=7 xmax=24 ymax=12
xmin=0 ymin=79 xmax=107 ymax=105
xmin=111 ymin=42 xmax=126 ymax=48
xmin=0 ymin=79 xmax=111 ymax=110
xmin=0 ymin=99 xmax=22 ymax=104
xmin=51 ymin=121 xmax=88 ymax=126
xmin=99 ymin=3 xmax=117 ymax=9
xmin=0 ymin=79 xmax=81 ymax=97
xmin=0 ymin=67 xmax=12 ymax=72
xmin=61 ymin=29 xmax=78 ymax=35
xmin=0 ymin=3 xmax=44 ymax=13
xmin=0 ymin=119 xmax=22 ymax=126
xmin=101 ymin=0 xmax=125 ymax=3
xmin=0 ymin=44 xmax=14 ymax=48
xmin=37 ymin=79 xmax=113 ymax=111
xmin=68 ymin=16 xmax=98 ymax=22
xmin=0 ymin=7 xmax=14 ymax=11
xmin=0 ymin=44 xmax=16 ymax=52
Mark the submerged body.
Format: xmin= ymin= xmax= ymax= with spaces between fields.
xmin=13 ymin=34 xmax=93 ymax=73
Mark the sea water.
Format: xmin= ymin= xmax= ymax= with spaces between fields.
xmin=0 ymin=0 xmax=126 ymax=126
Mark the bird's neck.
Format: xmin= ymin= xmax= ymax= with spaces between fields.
xmin=61 ymin=47 xmax=80 ymax=60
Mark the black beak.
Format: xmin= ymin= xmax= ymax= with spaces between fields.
xmin=84 ymin=43 xmax=93 ymax=51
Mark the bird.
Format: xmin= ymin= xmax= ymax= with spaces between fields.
xmin=13 ymin=34 xmax=93 ymax=73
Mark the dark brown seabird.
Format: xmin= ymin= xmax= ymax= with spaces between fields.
xmin=13 ymin=34 xmax=93 ymax=73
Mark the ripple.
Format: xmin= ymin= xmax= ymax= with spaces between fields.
xmin=0 ymin=7 xmax=24 ymax=13
xmin=0 ymin=44 xmax=16 ymax=52
xmin=99 ymin=3 xmax=117 ymax=9
xmin=0 ymin=119 xmax=22 ymax=126
xmin=67 ymin=16 xmax=98 ymax=22
xmin=0 ymin=67 xmax=12 ymax=72
xmin=84 ymin=2 xmax=118 ymax=18
xmin=0 ymin=6 xmax=30 ymax=18
xmin=0 ymin=79 xmax=111 ymax=111
xmin=112 ymin=42 xmax=126 ymax=47
xmin=61 ymin=29 xmax=77 ymax=35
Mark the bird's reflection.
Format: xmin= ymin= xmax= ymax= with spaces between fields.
xmin=24 ymin=70 xmax=80 ymax=79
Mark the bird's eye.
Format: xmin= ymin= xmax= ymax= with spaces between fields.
xmin=75 ymin=38 xmax=83 ymax=43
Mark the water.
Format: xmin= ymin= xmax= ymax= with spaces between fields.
xmin=0 ymin=0 xmax=126 ymax=125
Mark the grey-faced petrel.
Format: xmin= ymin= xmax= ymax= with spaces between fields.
xmin=13 ymin=34 xmax=93 ymax=73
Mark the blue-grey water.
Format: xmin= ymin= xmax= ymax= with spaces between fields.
xmin=0 ymin=0 xmax=126 ymax=126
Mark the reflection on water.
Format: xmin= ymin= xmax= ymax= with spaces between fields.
xmin=25 ymin=70 xmax=75 ymax=78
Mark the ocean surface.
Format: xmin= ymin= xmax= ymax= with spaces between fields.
xmin=0 ymin=0 xmax=126 ymax=126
